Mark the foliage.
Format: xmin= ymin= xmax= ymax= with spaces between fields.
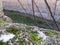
xmin=11 ymin=32 xmax=19 ymax=43
xmin=0 ymin=41 xmax=8 ymax=45
xmin=19 ymin=42 xmax=24 ymax=45
xmin=6 ymin=25 xmax=19 ymax=34
xmin=28 ymin=32 xmax=42 ymax=43
xmin=4 ymin=9 xmax=34 ymax=25
xmin=45 ymin=30 xmax=54 ymax=36
xmin=4 ymin=9 xmax=55 ymax=29
xmin=0 ymin=20 xmax=4 ymax=24
xmin=6 ymin=25 xmax=20 ymax=43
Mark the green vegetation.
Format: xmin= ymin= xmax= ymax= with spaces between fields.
xmin=51 ymin=30 xmax=60 ymax=35
xmin=6 ymin=25 xmax=20 ymax=43
xmin=4 ymin=9 xmax=34 ymax=25
xmin=11 ymin=32 xmax=19 ymax=43
xmin=6 ymin=25 xmax=19 ymax=34
xmin=28 ymin=32 xmax=42 ymax=43
xmin=4 ymin=9 xmax=60 ymax=30
xmin=19 ymin=42 xmax=24 ymax=45
xmin=45 ymin=30 xmax=55 ymax=36
xmin=0 ymin=31 xmax=2 ymax=34
xmin=2 ymin=9 xmax=60 ymax=45
xmin=25 ymin=26 xmax=34 ymax=30
xmin=0 ymin=20 xmax=4 ymax=24
xmin=0 ymin=41 xmax=8 ymax=45
xmin=4 ymin=9 xmax=56 ymax=30
xmin=44 ymin=29 xmax=60 ymax=36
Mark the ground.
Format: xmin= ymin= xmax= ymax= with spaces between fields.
xmin=0 ymin=23 xmax=60 ymax=45
xmin=0 ymin=9 xmax=60 ymax=45
xmin=3 ymin=9 xmax=60 ymax=30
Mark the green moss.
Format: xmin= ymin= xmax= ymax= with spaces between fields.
xmin=45 ymin=30 xmax=54 ymax=36
xmin=44 ymin=29 xmax=60 ymax=36
xmin=0 ymin=20 xmax=4 ymax=24
xmin=28 ymin=32 xmax=42 ymax=43
xmin=51 ymin=30 xmax=60 ymax=35
xmin=0 ymin=41 xmax=8 ymax=45
xmin=19 ymin=42 xmax=24 ymax=45
xmin=6 ymin=25 xmax=19 ymax=34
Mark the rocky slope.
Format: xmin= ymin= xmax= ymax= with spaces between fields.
xmin=0 ymin=0 xmax=60 ymax=45
xmin=0 ymin=23 xmax=60 ymax=45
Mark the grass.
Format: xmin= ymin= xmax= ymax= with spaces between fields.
xmin=28 ymin=32 xmax=42 ymax=43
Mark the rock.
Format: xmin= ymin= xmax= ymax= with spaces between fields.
xmin=15 ymin=39 xmax=19 ymax=42
xmin=0 ymin=0 xmax=4 ymax=16
xmin=8 ymin=40 xmax=13 ymax=45
xmin=0 ymin=0 xmax=12 ymax=23
xmin=3 ymin=16 xmax=12 ymax=23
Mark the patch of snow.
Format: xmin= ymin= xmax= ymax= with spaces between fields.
xmin=37 ymin=30 xmax=47 ymax=40
xmin=36 ymin=28 xmax=53 ymax=44
xmin=0 ymin=34 xmax=15 ymax=42
xmin=33 ymin=27 xmax=47 ymax=40
xmin=45 ymin=36 xmax=53 ymax=43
